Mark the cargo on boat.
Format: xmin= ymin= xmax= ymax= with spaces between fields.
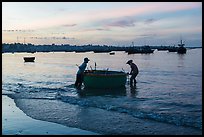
xmin=83 ymin=70 xmax=127 ymax=89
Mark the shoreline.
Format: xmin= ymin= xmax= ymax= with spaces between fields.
xmin=2 ymin=42 xmax=202 ymax=54
xmin=11 ymin=96 xmax=202 ymax=135
xmin=2 ymin=95 xmax=99 ymax=135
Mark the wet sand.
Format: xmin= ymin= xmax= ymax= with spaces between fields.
xmin=2 ymin=95 xmax=99 ymax=135
xmin=10 ymin=96 xmax=202 ymax=135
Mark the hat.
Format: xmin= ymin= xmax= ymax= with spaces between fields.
xmin=84 ymin=57 xmax=90 ymax=62
xmin=126 ymin=60 xmax=133 ymax=64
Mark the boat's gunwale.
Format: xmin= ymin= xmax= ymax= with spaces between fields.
xmin=84 ymin=73 xmax=127 ymax=77
xmin=84 ymin=70 xmax=127 ymax=77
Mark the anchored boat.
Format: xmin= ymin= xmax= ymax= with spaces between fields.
xmin=23 ymin=57 xmax=35 ymax=62
xmin=177 ymin=39 xmax=186 ymax=54
xmin=126 ymin=45 xmax=154 ymax=54
xmin=83 ymin=70 xmax=127 ymax=89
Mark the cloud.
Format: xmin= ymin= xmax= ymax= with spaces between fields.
xmin=81 ymin=27 xmax=110 ymax=32
xmin=95 ymin=28 xmax=110 ymax=31
xmin=10 ymin=2 xmax=200 ymax=31
xmin=62 ymin=24 xmax=77 ymax=27
xmin=107 ymin=19 xmax=135 ymax=28
xmin=81 ymin=2 xmax=201 ymax=25
xmin=144 ymin=18 xmax=158 ymax=24
xmin=76 ymin=18 xmax=136 ymax=32
xmin=136 ymin=33 xmax=157 ymax=38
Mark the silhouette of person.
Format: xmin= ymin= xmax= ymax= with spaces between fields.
xmin=126 ymin=60 xmax=139 ymax=86
xmin=75 ymin=57 xmax=90 ymax=89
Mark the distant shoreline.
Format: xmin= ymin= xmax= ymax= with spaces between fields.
xmin=2 ymin=43 xmax=202 ymax=53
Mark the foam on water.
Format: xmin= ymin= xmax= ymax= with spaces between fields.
xmin=3 ymin=82 xmax=202 ymax=130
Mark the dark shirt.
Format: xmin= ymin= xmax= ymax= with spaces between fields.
xmin=130 ymin=63 xmax=139 ymax=75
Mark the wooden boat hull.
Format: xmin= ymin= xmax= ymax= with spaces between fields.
xmin=83 ymin=70 xmax=127 ymax=89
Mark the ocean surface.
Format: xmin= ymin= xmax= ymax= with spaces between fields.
xmin=2 ymin=48 xmax=202 ymax=131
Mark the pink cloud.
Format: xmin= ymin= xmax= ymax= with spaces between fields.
xmin=62 ymin=24 xmax=77 ymax=27
xmin=95 ymin=2 xmax=201 ymax=20
xmin=106 ymin=19 xmax=135 ymax=28
xmin=4 ymin=2 xmax=201 ymax=32
xmin=144 ymin=18 xmax=158 ymax=24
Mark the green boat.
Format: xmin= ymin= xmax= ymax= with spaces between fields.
xmin=83 ymin=70 xmax=127 ymax=89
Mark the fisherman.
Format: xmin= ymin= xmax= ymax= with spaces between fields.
xmin=75 ymin=57 xmax=90 ymax=89
xmin=126 ymin=60 xmax=139 ymax=86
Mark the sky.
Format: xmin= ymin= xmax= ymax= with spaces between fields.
xmin=2 ymin=2 xmax=202 ymax=47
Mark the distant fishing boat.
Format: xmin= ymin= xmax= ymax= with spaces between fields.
xmin=157 ymin=46 xmax=168 ymax=51
xmin=75 ymin=51 xmax=86 ymax=53
xmin=93 ymin=50 xmax=111 ymax=53
xmin=168 ymin=46 xmax=178 ymax=52
xmin=23 ymin=57 xmax=35 ymax=62
xmin=109 ymin=52 xmax=115 ymax=55
xmin=83 ymin=70 xmax=127 ymax=89
xmin=126 ymin=45 xmax=154 ymax=54
xmin=177 ymin=39 xmax=187 ymax=54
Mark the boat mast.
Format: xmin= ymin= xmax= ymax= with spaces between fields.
xmin=95 ymin=62 xmax=97 ymax=70
xmin=179 ymin=35 xmax=184 ymax=47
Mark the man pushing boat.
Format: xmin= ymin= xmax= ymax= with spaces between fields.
xmin=75 ymin=57 xmax=90 ymax=89
xmin=126 ymin=60 xmax=139 ymax=86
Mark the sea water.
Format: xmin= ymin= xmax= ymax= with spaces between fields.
xmin=2 ymin=48 xmax=202 ymax=130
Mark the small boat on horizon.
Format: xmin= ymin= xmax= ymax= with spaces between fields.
xmin=168 ymin=46 xmax=178 ymax=52
xmin=109 ymin=52 xmax=115 ymax=55
xmin=23 ymin=57 xmax=35 ymax=62
xmin=93 ymin=50 xmax=112 ymax=53
xmin=126 ymin=45 xmax=154 ymax=54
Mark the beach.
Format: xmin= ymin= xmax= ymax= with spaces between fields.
xmin=2 ymin=95 xmax=99 ymax=135
xmin=3 ymin=94 xmax=201 ymax=135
